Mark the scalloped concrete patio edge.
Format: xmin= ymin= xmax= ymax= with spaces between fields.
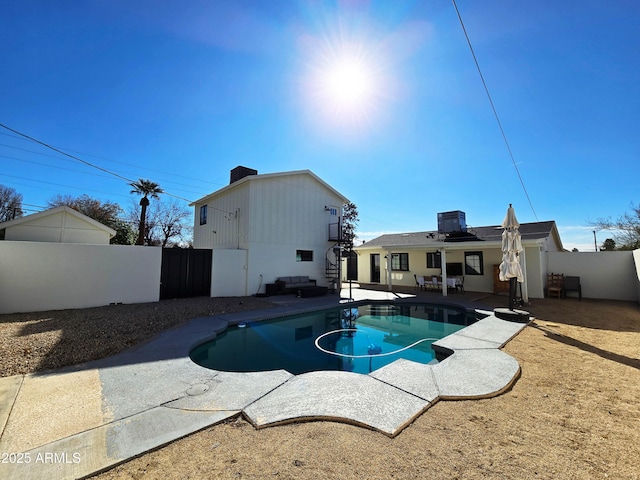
xmin=243 ymin=313 xmax=529 ymax=437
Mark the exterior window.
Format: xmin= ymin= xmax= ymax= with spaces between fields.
xmin=426 ymin=252 xmax=441 ymax=269
xmin=199 ymin=205 xmax=208 ymax=225
xmin=465 ymin=251 xmax=484 ymax=275
xmin=391 ymin=253 xmax=409 ymax=271
xmin=296 ymin=250 xmax=313 ymax=262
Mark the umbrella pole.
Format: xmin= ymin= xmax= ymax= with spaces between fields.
xmin=509 ymin=277 xmax=516 ymax=311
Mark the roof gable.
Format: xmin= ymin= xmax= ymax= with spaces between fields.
xmin=190 ymin=169 xmax=349 ymax=206
xmin=0 ymin=206 xmax=116 ymax=237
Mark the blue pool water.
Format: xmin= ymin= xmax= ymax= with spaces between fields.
xmin=190 ymin=303 xmax=478 ymax=375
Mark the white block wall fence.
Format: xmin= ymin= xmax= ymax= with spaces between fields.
xmin=0 ymin=241 xmax=161 ymax=314
xmin=1 ymin=241 xmax=637 ymax=314
xmin=547 ymin=250 xmax=640 ymax=301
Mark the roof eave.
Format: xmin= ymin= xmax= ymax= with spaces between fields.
xmin=0 ymin=206 xmax=117 ymax=237
xmin=355 ymin=237 xmax=545 ymax=251
xmin=190 ymin=169 xmax=349 ymax=206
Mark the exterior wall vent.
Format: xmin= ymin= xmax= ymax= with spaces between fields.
xmin=230 ymin=166 xmax=258 ymax=184
xmin=437 ymin=210 xmax=467 ymax=234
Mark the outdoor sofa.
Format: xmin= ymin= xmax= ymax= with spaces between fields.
xmin=275 ymin=276 xmax=317 ymax=294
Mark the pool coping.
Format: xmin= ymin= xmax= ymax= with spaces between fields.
xmin=0 ymin=291 xmax=530 ymax=480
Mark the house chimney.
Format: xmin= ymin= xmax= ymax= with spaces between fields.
xmin=230 ymin=166 xmax=258 ymax=184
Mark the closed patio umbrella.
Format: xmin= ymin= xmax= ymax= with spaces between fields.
xmin=499 ymin=204 xmax=523 ymax=310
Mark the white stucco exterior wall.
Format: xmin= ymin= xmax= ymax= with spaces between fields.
xmin=211 ymin=249 xmax=248 ymax=297
xmin=0 ymin=241 xmax=161 ymax=313
xmin=521 ymin=245 xmax=543 ymax=299
xmin=245 ymin=242 xmax=330 ymax=295
xmin=548 ymin=250 xmax=638 ymax=301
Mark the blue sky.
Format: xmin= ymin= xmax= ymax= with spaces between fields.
xmin=2 ymin=0 xmax=638 ymax=251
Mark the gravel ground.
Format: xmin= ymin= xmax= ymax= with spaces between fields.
xmin=0 ymin=296 xmax=273 ymax=377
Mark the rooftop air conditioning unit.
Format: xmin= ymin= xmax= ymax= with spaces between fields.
xmin=438 ymin=211 xmax=467 ymax=234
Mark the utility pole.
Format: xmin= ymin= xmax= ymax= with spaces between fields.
xmin=593 ymin=230 xmax=598 ymax=252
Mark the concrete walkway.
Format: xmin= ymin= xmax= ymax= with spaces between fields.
xmin=0 ymin=287 xmax=529 ymax=480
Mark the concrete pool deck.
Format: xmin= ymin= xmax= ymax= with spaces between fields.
xmin=0 ymin=287 xmax=529 ymax=480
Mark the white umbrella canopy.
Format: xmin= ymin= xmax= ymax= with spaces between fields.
xmin=499 ymin=204 xmax=524 ymax=283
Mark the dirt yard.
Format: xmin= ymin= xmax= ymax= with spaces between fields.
xmin=1 ymin=294 xmax=639 ymax=479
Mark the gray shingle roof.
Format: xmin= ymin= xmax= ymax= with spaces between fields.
xmin=357 ymin=221 xmax=557 ymax=248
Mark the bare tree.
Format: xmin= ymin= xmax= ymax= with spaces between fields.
xmin=129 ymin=199 xmax=192 ymax=247
xmin=156 ymin=200 xmax=192 ymax=247
xmin=49 ymin=194 xmax=119 ymax=225
xmin=590 ymin=203 xmax=640 ymax=250
xmin=0 ymin=184 xmax=24 ymax=222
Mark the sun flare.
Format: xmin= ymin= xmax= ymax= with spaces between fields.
xmin=320 ymin=57 xmax=375 ymax=110
xmin=301 ymin=35 xmax=391 ymax=134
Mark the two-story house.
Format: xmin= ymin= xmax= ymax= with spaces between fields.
xmin=191 ymin=167 xmax=350 ymax=296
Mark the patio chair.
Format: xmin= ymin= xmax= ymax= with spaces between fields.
xmin=455 ymin=276 xmax=465 ymax=293
xmin=547 ymin=273 xmax=564 ymax=298
xmin=563 ymin=276 xmax=582 ymax=300
xmin=414 ymin=275 xmax=426 ymax=291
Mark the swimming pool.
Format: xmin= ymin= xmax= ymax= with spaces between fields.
xmin=190 ymin=302 xmax=479 ymax=375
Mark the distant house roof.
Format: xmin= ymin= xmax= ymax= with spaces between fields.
xmin=356 ymin=221 xmax=563 ymax=250
xmin=0 ymin=205 xmax=116 ymax=238
xmin=190 ymin=169 xmax=350 ymax=206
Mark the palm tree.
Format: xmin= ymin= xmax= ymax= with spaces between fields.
xmin=130 ymin=179 xmax=163 ymax=245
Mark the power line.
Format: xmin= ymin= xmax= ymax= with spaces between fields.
xmin=0 ymin=123 xmax=238 ymax=216
xmin=1 ymin=125 xmax=352 ymax=217
xmin=1 ymin=154 xmax=212 ymax=198
xmin=3 ymin=173 xmax=133 ymax=200
xmin=0 ymin=123 xmax=133 ymax=183
xmin=0 ymin=130 xmax=225 ymax=189
xmin=0 ymin=122 xmax=199 ymax=205
xmin=0 ymin=142 xmax=212 ymax=194
xmin=57 ymin=146 xmax=225 ymax=189
xmin=2 ymin=126 xmax=348 ymax=217
xmin=451 ymin=0 xmax=538 ymax=221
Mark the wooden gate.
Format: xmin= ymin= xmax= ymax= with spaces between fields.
xmin=160 ymin=248 xmax=212 ymax=299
